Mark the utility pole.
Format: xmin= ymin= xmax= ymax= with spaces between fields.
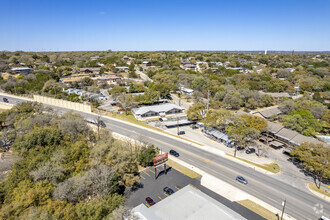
xmin=280 ymin=199 xmax=286 ymax=220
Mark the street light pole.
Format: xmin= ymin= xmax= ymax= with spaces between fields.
xmin=280 ymin=199 xmax=286 ymax=220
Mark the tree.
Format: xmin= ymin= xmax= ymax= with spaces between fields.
xmin=204 ymin=109 xmax=233 ymax=130
xmin=291 ymin=142 xmax=329 ymax=189
xmin=279 ymin=100 xmax=295 ymax=114
xmin=187 ymin=103 xmax=205 ymax=121
xmin=117 ymin=94 xmax=136 ymax=115
xmin=138 ymin=145 xmax=158 ymax=167
xmin=54 ymin=112 xmax=89 ymax=140
xmin=223 ymin=92 xmax=242 ymax=110
xmin=283 ymin=110 xmax=322 ymax=136
xmin=260 ymin=94 xmax=275 ymax=107
xmin=53 ymin=165 xmax=116 ymax=203
xmin=30 ymin=150 xmax=66 ymax=183
xmin=276 ymin=69 xmax=290 ymax=78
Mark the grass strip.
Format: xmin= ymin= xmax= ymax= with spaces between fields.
xmin=226 ymin=153 xmax=281 ymax=174
xmin=308 ymin=183 xmax=330 ymax=197
xmin=166 ymin=159 xmax=201 ymax=179
xmin=238 ymin=199 xmax=279 ymax=220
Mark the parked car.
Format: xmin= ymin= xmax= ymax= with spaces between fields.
xmin=245 ymin=148 xmax=255 ymax=154
xmin=169 ymin=149 xmax=180 ymax=157
xmin=177 ymin=130 xmax=185 ymax=135
xmin=3 ymin=98 xmax=9 ymax=103
xmin=191 ymin=124 xmax=198 ymax=129
xmin=163 ymin=187 xmax=174 ymax=195
xmin=236 ymin=175 xmax=248 ymax=184
xmin=236 ymin=146 xmax=244 ymax=151
xmin=145 ymin=197 xmax=155 ymax=206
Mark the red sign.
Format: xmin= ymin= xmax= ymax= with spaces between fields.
xmin=153 ymin=153 xmax=168 ymax=166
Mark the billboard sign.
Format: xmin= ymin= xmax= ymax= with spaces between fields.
xmin=153 ymin=153 xmax=168 ymax=166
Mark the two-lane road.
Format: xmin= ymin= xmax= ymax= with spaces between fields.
xmin=1 ymin=94 xmax=329 ymax=219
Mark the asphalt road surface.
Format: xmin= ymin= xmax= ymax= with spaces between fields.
xmin=1 ymin=94 xmax=329 ymax=220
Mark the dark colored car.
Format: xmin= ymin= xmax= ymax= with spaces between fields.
xmin=245 ymin=148 xmax=256 ymax=154
xmin=145 ymin=197 xmax=155 ymax=206
xmin=3 ymin=98 xmax=9 ymax=103
xmin=236 ymin=175 xmax=248 ymax=184
xmin=169 ymin=149 xmax=180 ymax=157
xmin=177 ymin=130 xmax=185 ymax=135
xmin=236 ymin=146 xmax=244 ymax=151
xmin=99 ymin=120 xmax=106 ymax=128
xmin=163 ymin=187 xmax=174 ymax=195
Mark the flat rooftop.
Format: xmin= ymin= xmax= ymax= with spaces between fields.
xmin=132 ymin=185 xmax=246 ymax=220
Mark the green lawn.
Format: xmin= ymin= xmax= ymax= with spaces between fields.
xmin=308 ymin=183 xmax=330 ymax=197
xmin=226 ymin=153 xmax=281 ymax=174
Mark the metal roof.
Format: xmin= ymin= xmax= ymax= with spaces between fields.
xmin=132 ymin=104 xmax=184 ymax=116
xmin=132 ymin=185 xmax=246 ymax=220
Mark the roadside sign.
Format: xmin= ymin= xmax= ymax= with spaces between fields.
xmin=153 ymin=153 xmax=168 ymax=166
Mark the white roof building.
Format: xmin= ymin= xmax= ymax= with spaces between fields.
xmin=131 ymin=185 xmax=246 ymax=220
xmin=131 ymin=104 xmax=184 ymax=120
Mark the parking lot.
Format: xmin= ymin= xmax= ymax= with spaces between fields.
xmin=125 ymin=164 xmax=201 ymax=208
xmin=125 ymin=163 xmax=265 ymax=220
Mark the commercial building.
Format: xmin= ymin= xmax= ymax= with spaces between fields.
xmin=131 ymin=104 xmax=184 ymax=120
xmin=131 ymin=185 xmax=246 ymax=220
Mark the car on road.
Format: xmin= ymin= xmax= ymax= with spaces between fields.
xmin=245 ymin=148 xmax=255 ymax=154
xmin=163 ymin=187 xmax=174 ymax=195
xmin=3 ymin=98 xmax=9 ymax=103
xmin=145 ymin=197 xmax=155 ymax=206
xmin=177 ymin=130 xmax=185 ymax=135
xmin=236 ymin=175 xmax=248 ymax=184
xmin=169 ymin=149 xmax=180 ymax=157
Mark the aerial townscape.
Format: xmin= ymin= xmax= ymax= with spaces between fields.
xmin=0 ymin=1 xmax=329 ymax=220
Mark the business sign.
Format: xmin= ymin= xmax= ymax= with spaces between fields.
xmin=153 ymin=153 xmax=168 ymax=166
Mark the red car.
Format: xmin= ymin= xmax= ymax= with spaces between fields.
xmin=145 ymin=197 xmax=156 ymax=206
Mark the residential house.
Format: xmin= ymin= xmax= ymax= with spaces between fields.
xmin=182 ymin=64 xmax=197 ymax=71
xmin=142 ymin=61 xmax=151 ymax=66
xmin=91 ymin=76 xmax=122 ymax=85
xmin=181 ymin=88 xmax=194 ymax=96
xmin=116 ymin=66 xmax=129 ymax=73
xmin=252 ymin=106 xmax=282 ymax=119
xmin=79 ymin=68 xmax=101 ymax=75
xmin=11 ymin=67 xmax=31 ymax=74
xmin=90 ymin=56 xmax=100 ymax=60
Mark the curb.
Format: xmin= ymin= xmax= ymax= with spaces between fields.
xmin=306 ymin=183 xmax=330 ymax=202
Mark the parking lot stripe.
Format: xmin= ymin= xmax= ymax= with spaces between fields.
xmin=140 ymin=175 xmax=145 ymax=180
xmin=143 ymin=170 xmax=151 ymax=177
xmin=148 ymin=168 xmax=155 ymax=173
xmin=175 ymin=186 xmax=180 ymax=190
xmin=145 ymin=203 xmax=150 ymax=208
xmin=164 ymin=193 xmax=169 ymax=197
xmin=158 ymin=196 xmax=162 ymax=200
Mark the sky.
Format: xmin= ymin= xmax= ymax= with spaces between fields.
xmin=0 ymin=0 xmax=330 ymax=51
